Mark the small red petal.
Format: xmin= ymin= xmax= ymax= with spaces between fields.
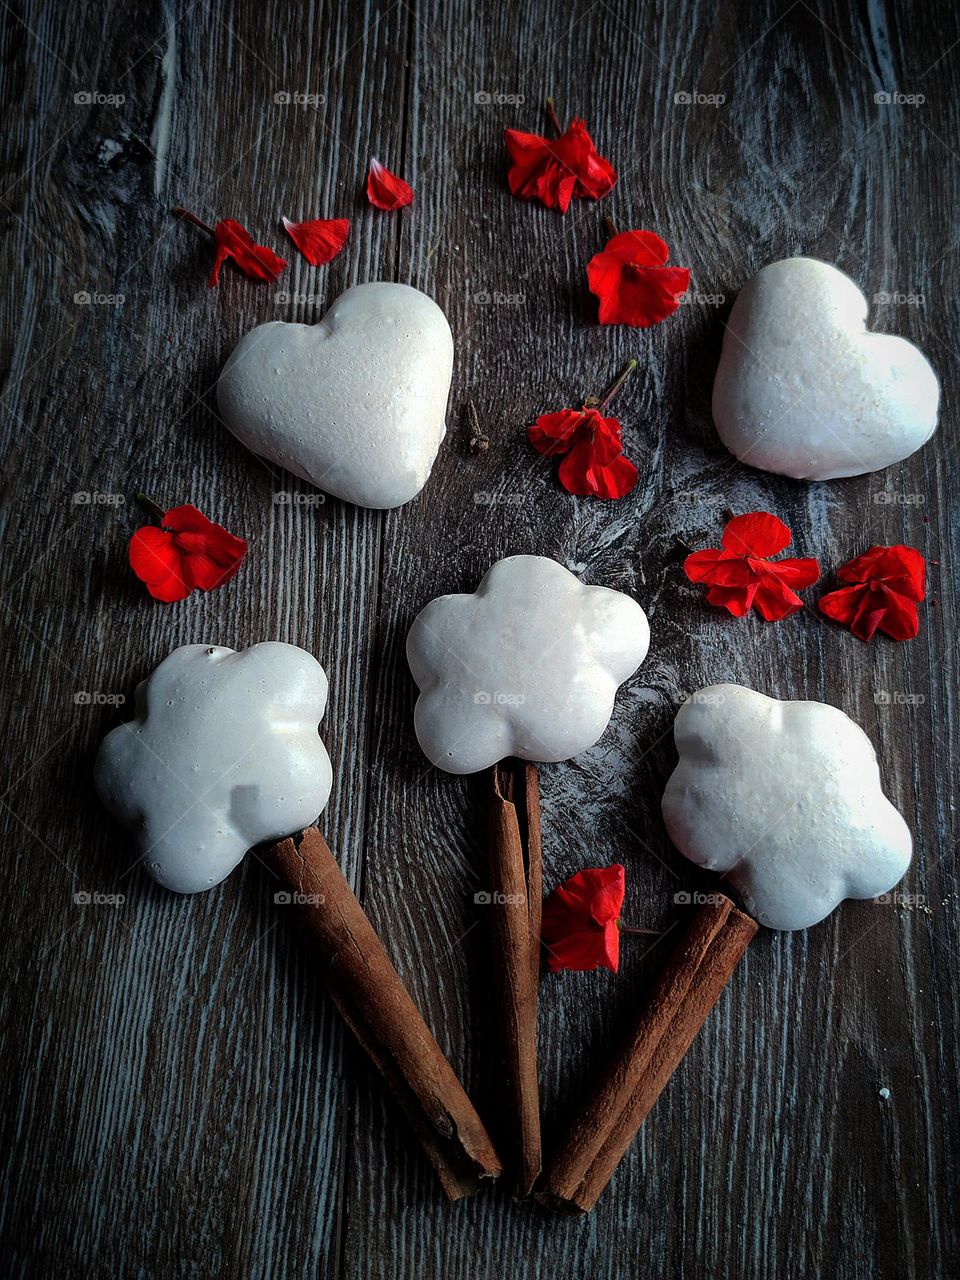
xmin=703 ymin=583 xmax=759 ymax=617
xmin=683 ymin=549 xmax=753 ymax=586
xmin=750 ymin=578 xmax=805 ymax=621
xmin=366 ymin=159 xmax=413 ymax=210
xmin=722 ymin=511 xmax=792 ymax=557
xmin=128 ymin=527 xmax=192 ymax=602
xmin=282 ymin=216 xmax=350 ymax=266
xmin=209 ymin=219 xmax=286 ymax=286
xmin=837 ymin=545 xmax=926 ymax=601
xmin=528 ymin=409 xmax=584 ymax=455
xmin=558 ymin=438 xmax=637 ymax=499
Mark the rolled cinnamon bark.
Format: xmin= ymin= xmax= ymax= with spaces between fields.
xmin=539 ymin=894 xmax=757 ymax=1212
xmin=488 ymin=760 xmax=542 ymax=1196
xmin=270 ymin=826 xmax=503 ymax=1202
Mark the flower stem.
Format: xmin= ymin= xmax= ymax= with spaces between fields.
xmin=172 ymin=207 xmax=214 ymax=236
xmin=545 ymin=97 xmax=564 ymax=136
xmin=604 ymin=215 xmax=619 ymax=239
xmin=618 ymin=923 xmax=662 ymax=936
xmin=594 ymin=358 xmax=638 ymax=413
xmin=135 ymin=492 xmax=167 ymax=522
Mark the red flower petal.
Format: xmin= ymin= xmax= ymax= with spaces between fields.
xmin=587 ymin=230 xmax=689 ymax=326
xmin=504 ymin=116 xmax=616 ymax=214
xmin=752 ymin=556 xmax=821 ymax=590
xmin=541 ymin=864 xmax=625 ymax=973
xmin=559 ymin=441 xmax=638 ymax=499
xmin=209 ymin=219 xmax=287 ymax=286
xmin=128 ymin=526 xmax=192 ymax=603
xmin=366 ymin=159 xmax=413 ymax=210
xmin=722 ymin=511 xmax=791 ymax=558
xmin=750 ymin=577 xmax=805 ymax=621
xmin=129 ymin=505 xmax=247 ymax=602
xmin=683 ymin=549 xmax=753 ymax=587
xmin=703 ymin=582 xmax=759 ymax=617
xmin=282 ymin=216 xmax=350 ymax=266
xmin=836 ymin=545 xmax=926 ymax=600
xmin=528 ymin=409 xmax=584 ymax=456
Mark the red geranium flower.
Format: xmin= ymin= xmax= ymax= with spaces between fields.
xmin=587 ymin=230 xmax=689 ymax=326
xmin=504 ymin=103 xmax=616 ymax=214
xmin=819 ymin=545 xmax=926 ymax=642
xmin=366 ymin=159 xmax=414 ymax=210
xmin=529 ymin=407 xmax=638 ymax=499
xmin=282 ymin=216 xmax=350 ymax=265
xmin=129 ymin=501 xmax=248 ymax=603
xmin=684 ymin=512 xmax=820 ymax=621
xmin=541 ymin=864 xmax=625 ymax=972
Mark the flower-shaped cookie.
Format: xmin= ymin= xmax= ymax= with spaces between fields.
xmin=661 ymin=684 xmax=912 ymax=929
xmin=95 ymin=642 xmax=333 ymax=893
xmin=406 ymin=555 xmax=650 ymax=774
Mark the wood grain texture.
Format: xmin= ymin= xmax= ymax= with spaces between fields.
xmin=0 ymin=0 xmax=957 ymax=1277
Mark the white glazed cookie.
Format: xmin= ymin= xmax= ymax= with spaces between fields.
xmin=95 ymin=643 xmax=333 ymax=893
xmin=661 ymin=684 xmax=912 ymax=930
xmin=217 ymin=282 xmax=454 ymax=509
xmin=406 ymin=555 xmax=650 ymax=774
xmin=712 ymin=257 xmax=939 ymax=480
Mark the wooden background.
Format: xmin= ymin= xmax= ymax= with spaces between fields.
xmin=1 ymin=0 xmax=957 ymax=1276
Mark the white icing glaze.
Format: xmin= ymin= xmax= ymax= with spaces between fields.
xmin=712 ymin=257 xmax=939 ymax=480
xmin=406 ymin=555 xmax=650 ymax=774
xmin=217 ymin=282 xmax=453 ymax=509
xmin=661 ymin=684 xmax=912 ymax=930
xmin=94 ymin=643 xmax=332 ymax=893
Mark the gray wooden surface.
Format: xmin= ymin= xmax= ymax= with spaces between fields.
xmin=1 ymin=0 xmax=958 ymax=1276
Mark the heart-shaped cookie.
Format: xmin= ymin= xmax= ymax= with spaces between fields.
xmin=217 ymin=282 xmax=454 ymax=508
xmin=712 ymin=257 xmax=939 ymax=480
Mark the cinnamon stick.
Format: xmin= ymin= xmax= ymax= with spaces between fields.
xmin=487 ymin=760 xmax=542 ymax=1196
xmin=269 ymin=826 xmax=503 ymax=1201
xmin=538 ymin=894 xmax=757 ymax=1212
